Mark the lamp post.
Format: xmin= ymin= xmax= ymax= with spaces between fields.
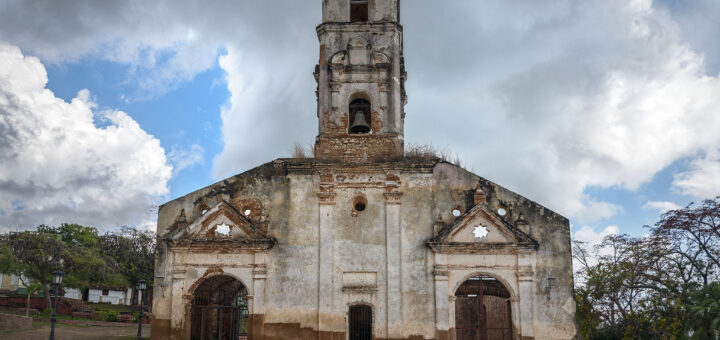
xmin=136 ymin=280 xmax=147 ymax=340
xmin=49 ymin=270 xmax=64 ymax=340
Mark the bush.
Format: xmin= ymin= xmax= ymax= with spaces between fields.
xmin=93 ymin=310 xmax=108 ymax=321
xmin=41 ymin=308 xmax=53 ymax=317
xmin=106 ymin=310 xmax=118 ymax=322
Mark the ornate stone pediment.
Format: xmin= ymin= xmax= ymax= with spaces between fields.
xmin=427 ymin=203 xmax=537 ymax=254
xmin=163 ymin=200 xmax=276 ymax=250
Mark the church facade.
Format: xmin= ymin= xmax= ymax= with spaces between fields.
xmin=150 ymin=1 xmax=578 ymax=339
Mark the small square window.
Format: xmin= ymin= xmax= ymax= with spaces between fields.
xmin=102 ymin=289 xmax=109 ymax=296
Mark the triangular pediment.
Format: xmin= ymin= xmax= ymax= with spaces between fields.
xmin=428 ymin=203 xmax=537 ymax=253
xmin=164 ymin=201 xmax=275 ymax=249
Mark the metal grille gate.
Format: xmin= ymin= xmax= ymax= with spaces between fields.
xmin=349 ymin=305 xmax=372 ymax=340
xmin=455 ymin=276 xmax=512 ymax=340
xmin=192 ymin=305 xmax=248 ymax=340
xmin=190 ymin=275 xmax=249 ymax=340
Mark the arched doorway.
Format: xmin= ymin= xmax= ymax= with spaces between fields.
xmin=190 ymin=275 xmax=249 ymax=340
xmin=348 ymin=304 xmax=372 ymax=340
xmin=455 ymin=275 xmax=512 ymax=340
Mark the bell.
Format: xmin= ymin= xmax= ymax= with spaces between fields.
xmin=349 ymin=109 xmax=371 ymax=134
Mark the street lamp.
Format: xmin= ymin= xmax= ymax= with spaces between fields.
xmin=49 ymin=270 xmax=64 ymax=340
xmin=136 ymin=280 xmax=147 ymax=340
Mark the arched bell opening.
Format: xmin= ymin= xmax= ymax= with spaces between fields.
xmin=190 ymin=275 xmax=249 ymax=340
xmin=455 ymin=275 xmax=512 ymax=340
xmin=349 ymin=98 xmax=372 ymax=134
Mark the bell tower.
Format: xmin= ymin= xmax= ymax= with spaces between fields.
xmin=314 ymin=0 xmax=406 ymax=162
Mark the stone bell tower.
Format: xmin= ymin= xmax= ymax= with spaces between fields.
xmin=314 ymin=0 xmax=406 ymax=162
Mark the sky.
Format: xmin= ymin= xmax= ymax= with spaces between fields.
xmin=0 ymin=0 xmax=719 ymax=245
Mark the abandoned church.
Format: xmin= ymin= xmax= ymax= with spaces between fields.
xmin=150 ymin=1 xmax=577 ymax=339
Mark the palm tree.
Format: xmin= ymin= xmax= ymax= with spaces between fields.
xmin=688 ymin=282 xmax=720 ymax=340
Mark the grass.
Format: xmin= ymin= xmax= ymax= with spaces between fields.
xmin=290 ymin=142 xmax=312 ymax=158
xmin=405 ymin=143 xmax=464 ymax=167
xmin=88 ymin=302 xmax=133 ymax=313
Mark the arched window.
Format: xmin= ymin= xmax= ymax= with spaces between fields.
xmin=351 ymin=0 xmax=369 ymax=22
xmin=349 ymin=98 xmax=371 ymax=134
xmin=349 ymin=304 xmax=372 ymax=340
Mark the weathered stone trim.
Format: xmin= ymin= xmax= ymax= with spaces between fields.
xmin=427 ymin=241 xmax=537 ymax=254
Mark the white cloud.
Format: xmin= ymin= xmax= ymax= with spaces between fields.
xmin=672 ymin=149 xmax=720 ymax=199
xmin=643 ymin=200 xmax=682 ymax=213
xmin=0 ymin=0 xmax=719 ymax=226
xmin=573 ymin=225 xmax=620 ymax=246
xmin=572 ymin=225 xmax=620 ymax=271
xmin=0 ymin=43 xmax=172 ymax=231
xmin=402 ymin=0 xmax=720 ymax=221
xmin=168 ymin=144 xmax=204 ymax=177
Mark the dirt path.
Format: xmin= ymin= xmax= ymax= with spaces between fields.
xmin=0 ymin=321 xmax=151 ymax=340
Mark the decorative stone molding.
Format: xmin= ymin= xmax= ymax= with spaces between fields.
xmin=383 ymin=192 xmax=403 ymax=204
xmin=317 ymin=192 xmax=337 ymax=204
xmin=517 ymin=271 xmax=534 ymax=281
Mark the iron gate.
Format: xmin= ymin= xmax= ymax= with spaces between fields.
xmin=191 ymin=304 xmax=248 ymax=340
xmin=455 ymin=276 xmax=512 ymax=340
xmin=349 ymin=305 xmax=372 ymax=340
xmin=190 ymin=275 xmax=249 ymax=340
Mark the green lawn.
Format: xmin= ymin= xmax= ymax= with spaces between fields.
xmin=88 ymin=302 xmax=133 ymax=313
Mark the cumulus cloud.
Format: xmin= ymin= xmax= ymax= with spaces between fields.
xmin=672 ymin=149 xmax=720 ymax=199
xmin=643 ymin=200 xmax=682 ymax=213
xmin=0 ymin=43 xmax=172 ymax=231
xmin=1 ymin=0 xmax=719 ymax=226
xmin=402 ymin=0 xmax=720 ymax=221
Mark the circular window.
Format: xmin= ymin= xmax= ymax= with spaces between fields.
xmin=452 ymin=209 xmax=462 ymax=217
xmin=244 ymin=209 xmax=251 ymax=216
xmin=497 ymin=208 xmax=507 ymax=216
xmin=353 ymin=195 xmax=368 ymax=213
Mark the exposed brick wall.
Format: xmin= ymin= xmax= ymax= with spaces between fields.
xmin=314 ymin=134 xmax=403 ymax=162
xmin=0 ymin=313 xmax=31 ymax=330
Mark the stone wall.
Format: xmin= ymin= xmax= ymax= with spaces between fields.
xmin=314 ymin=134 xmax=403 ymax=162
xmin=151 ymin=159 xmax=577 ymax=340
xmin=0 ymin=313 xmax=31 ymax=331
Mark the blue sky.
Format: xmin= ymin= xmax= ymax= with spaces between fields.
xmin=0 ymin=0 xmax=719 ymax=244
xmin=45 ymin=56 xmax=228 ymax=198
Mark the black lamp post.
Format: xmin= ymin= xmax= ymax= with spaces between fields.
xmin=49 ymin=270 xmax=64 ymax=340
xmin=136 ymin=279 xmax=147 ymax=340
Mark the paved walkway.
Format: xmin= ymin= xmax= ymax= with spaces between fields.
xmin=0 ymin=321 xmax=151 ymax=340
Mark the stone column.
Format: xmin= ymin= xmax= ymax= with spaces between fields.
xmin=169 ymin=268 xmax=186 ymax=340
xmin=252 ymin=253 xmax=267 ymax=340
xmin=517 ymin=251 xmax=535 ymax=339
xmin=318 ymin=191 xmax=336 ymax=340
xmin=433 ymin=266 xmax=450 ymax=340
xmin=384 ymin=191 xmax=403 ymax=338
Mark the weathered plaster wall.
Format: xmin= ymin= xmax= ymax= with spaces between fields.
xmin=152 ymin=159 xmax=577 ymax=340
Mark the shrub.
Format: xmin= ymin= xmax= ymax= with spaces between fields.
xmin=106 ymin=310 xmax=118 ymax=322
xmin=93 ymin=310 xmax=108 ymax=321
xmin=41 ymin=308 xmax=53 ymax=317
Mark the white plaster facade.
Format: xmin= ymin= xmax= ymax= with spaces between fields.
xmin=150 ymin=1 xmax=577 ymax=339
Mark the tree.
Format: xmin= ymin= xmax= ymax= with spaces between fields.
xmin=652 ymin=198 xmax=720 ymax=287
xmin=0 ymin=230 xmax=70 ymax=308
xmin=21 ymin=279 xmax=43 ymax=317
xmin=687 ymin=282 xmax=720 ymax=339
xmin=98 ymin=226 xmax=156 ymax=288
xmin=573 ymin=197 xmax=720 ymax=339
